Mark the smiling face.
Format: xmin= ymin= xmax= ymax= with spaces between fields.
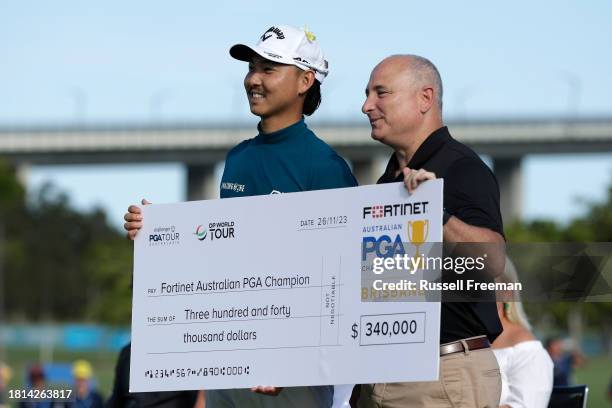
xmin=361 ymin=58 xmax=424 ymax=147
xmin=244 ymin=55 xmax=312 ymax=121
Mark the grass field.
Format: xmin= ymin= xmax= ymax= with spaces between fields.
xmin=2 ymin=348 xmax=611 ymax=407
xmin=575 ymin=356 xmax=612 ymax=407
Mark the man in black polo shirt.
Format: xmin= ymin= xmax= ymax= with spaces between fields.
xmin=358 ymin=55 xmax=504 ymax=407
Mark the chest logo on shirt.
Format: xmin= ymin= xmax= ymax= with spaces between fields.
xmin=270 ymin=190 xmax=283 ymax=194
xmin=221 ymin=182 xmax=245 ymax=193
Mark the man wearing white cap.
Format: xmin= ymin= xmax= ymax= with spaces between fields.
xmin=207 ymin=24 xmax=357 ymax=408
xmin=219 ymin=24 xmax=355 ymax=199
xmin=124 ymin=24 xmax=356 ymax=407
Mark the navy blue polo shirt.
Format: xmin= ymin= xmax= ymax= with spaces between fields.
xmin=220 ymin=118 xmax=357 ymax=198
xmin=215 ymin=118 xmax=356 ymax=407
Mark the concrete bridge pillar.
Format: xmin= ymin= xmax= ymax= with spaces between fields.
xmin=14 ymin=162 xmax=30 ymax=186
xmin=351 ymin=156 xmax=388 ymax=186
xmin=186 ymin=164 xmax=219 ymax=201
xmin=493 ymin=157 xmax=523 ymax=225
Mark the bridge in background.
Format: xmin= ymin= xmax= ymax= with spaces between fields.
xmin=2 ymin=117 xmax=612 ymax=223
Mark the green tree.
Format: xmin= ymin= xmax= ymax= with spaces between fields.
xmin=2 ymin=174 xmax=132 ymax=324
xmin=0 ymin=160 xmax=27 ymax=310
xmin=507 ymin=185 xmax=612 ymax=354
xmin=84 ymin=238 xmax=133 ymax=325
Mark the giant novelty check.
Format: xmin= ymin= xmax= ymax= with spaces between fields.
xmin=130 ymin=180 xmax=443 ymax=392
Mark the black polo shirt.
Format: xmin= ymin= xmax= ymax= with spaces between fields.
xmin=377 ymin=126 xmax=504 ymax=343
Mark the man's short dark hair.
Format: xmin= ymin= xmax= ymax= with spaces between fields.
xmin=545 ymin=336 xmax=560 ymax=350
xmin=303 ymin=80 xmax=321 ymax=116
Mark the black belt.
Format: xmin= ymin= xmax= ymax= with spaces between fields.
xmin=439 ymin=336 xmax=490 ymax=356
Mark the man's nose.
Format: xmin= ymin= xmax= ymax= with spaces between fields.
xmin=362 ymin=94 xmax=374 ymax=115
xmin=245 ymin=71 xmax=262 ymax=88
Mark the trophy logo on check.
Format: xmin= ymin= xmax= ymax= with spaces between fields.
xmin=407 ymin=220 xmax=429 ymax=269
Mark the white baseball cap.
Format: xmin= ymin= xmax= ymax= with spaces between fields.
xmin=230 ymin=25 xmax=329 ymax=83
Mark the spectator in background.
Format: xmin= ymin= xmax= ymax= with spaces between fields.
xmin=19 ymin=364 xmax=58 ymax=408
xmin=492 ymin=258 xmax=553 ymax=408
xmin=545 ymin=336 xmax=586 ymax=386
xmin=0 ymin=362 xmax=13 ymax=408
xmin=73 ymin=360 xmax=103 ymax=408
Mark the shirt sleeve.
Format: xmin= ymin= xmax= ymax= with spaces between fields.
xmin=504 ymin=344 xmax=554 ymax=408
xmin=443 ymin=157 xmax=504 ymax=236
xmin=310 ymin=154 xmax=358 ymax=190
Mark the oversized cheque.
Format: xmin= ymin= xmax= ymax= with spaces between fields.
xmin=130 ymin=180 xmax=443 ymax=392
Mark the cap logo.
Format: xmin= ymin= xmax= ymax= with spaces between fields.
xmin=293 ymin=57 xmax=310 ymax=65
xmin=261 ymin=26 xmax=285 ymax=42
xmin=264 ymin=51 xmax=282 ymax=59
xmin=304 ymin=29 xmax=316 ymax=42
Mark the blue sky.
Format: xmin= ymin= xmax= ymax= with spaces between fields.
xmin=3 ymin=0 xmax=612 ymax=229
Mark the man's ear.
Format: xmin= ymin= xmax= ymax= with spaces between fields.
xmin=419 ymin=86 xmax=435 ymax=113
xmin=298 ymin=70 xmax=316 ymax=95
